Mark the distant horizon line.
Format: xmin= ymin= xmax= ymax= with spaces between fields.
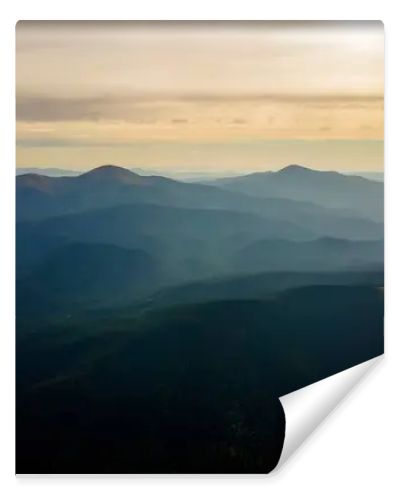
xmin=15 ymin=164 xmax=384 ymax=183
xmin=15 ymin=165 xmax=384 ymax=173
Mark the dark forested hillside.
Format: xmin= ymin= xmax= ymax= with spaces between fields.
xmin=16 ymin=285 xmax=383 ymax=473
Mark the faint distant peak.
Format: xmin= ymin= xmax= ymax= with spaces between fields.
xmin=16 ymin=167 xmax=80 ymax=177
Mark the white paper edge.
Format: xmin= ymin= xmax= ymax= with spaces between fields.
xmin=275 ymin=355 xmax=383 ymax=471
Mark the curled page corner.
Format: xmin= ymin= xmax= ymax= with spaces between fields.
xmin=275 ymin=355 xmax=383 ymax=470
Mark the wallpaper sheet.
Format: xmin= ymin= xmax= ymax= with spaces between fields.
xmin=16 ymin=21 xmax=384 ymax=473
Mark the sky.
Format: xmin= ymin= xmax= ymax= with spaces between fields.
xmin=16 ymin=21 xmax=384 ymax=173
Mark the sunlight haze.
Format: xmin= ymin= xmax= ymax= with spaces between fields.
xmin=16 ymin=21 xmax=384 ymax=172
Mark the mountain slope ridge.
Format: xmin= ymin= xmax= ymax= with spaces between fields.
xmin=209 ymin=164 xmax=383 ymax=221
xmin=16 ymin=164 xmax=383 ymax=240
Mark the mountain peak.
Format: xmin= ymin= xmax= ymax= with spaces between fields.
xmin=277 ymin=165 xmax=313 ymax=175
xmin=81 ymin=165 xmax=140 ymax=182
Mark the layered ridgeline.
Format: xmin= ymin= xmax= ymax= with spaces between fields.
xmin=16 ymin=164 xmax=383 ymax=313
xmin=17 ymin=165 xmax=382 ymax=235
xmin=16 ymin=164 xmax=384 ymax=473
xmin=209 ymin=164 xmax=383 ymax=221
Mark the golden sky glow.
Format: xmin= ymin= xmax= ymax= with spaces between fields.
xmin=16 ymin=21 xmax=384 ymax=173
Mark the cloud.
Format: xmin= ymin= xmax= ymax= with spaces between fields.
xmin=16 ymin=95 xmax=136 ymax=122
xmin=16 ymin=93 xmax=383 ymax=124
xmin=170 ymin=118 xmax=188 ymax=124
xmin=16 ymin=137 xmax=152 ymax=148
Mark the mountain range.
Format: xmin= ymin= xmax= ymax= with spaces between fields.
xmin=17 ymin=165 xmax=382 ymax=239
xmin=16 ymin=164 xmax=384 ymax=316
xmin=16 ymin=163 xmax=384 ymax=473
xmin=16 ymin=166 xmax=384 ymax=183
xmin=16 ymin=166 xmax=383 ymax=311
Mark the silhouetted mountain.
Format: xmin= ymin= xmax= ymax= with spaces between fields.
xmin=211 ymin=164 xmax=383 ymax=221
xmin=16 ymin=165 xmax=248 ymax=220
xmin=17 ymin=285 xmax=383 ymax=473
xmin=16 ymin=165 xmax=383 ymax=240
xmin=80 ymin=164 xmax=142 ymax=183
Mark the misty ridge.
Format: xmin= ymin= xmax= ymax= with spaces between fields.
xmin=16 ymin=163 xmax=384 ymax=473
xmin=16 ymin=163 xmax=383 ymax=309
